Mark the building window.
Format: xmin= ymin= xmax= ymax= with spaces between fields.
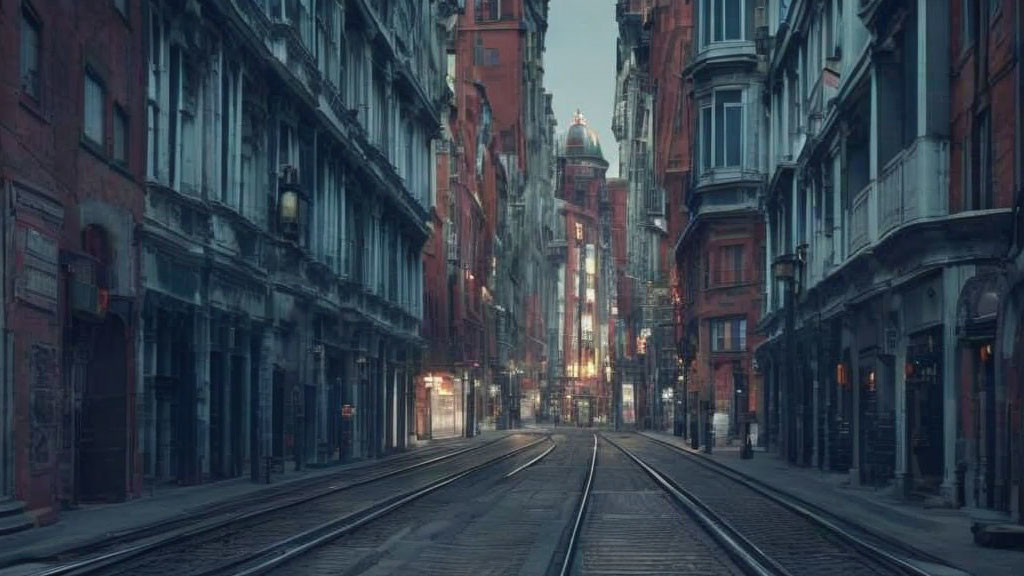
xmin=711 ymin=317 xmax=747 ymax=352
xmin=113 ymin=0 xmax=127 ymax=17
xmin=700 ymin=90 xmax=743 ymax=172
xmin=961 ymin=0 xmax=975 ymax=53
xmin=474 ymin=35 xmax=485 ymax=66
xmin=84 ymin=72 xmax=105 ymax=146
xmin=714 ymin=244 xmax=744 ymax=286
xmin=475 ymin=0 xmax=501 ymax=22
xmin=701 ymin=0 xmax=745 ymax=47
xmin=978 ymin=112 xmax=993 ymax=210
xmin=113 ymin=105 xmax=127 ymax=165
xmin=20 ymin=6 xmax=41 ymax=101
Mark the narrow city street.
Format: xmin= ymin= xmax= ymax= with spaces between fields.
xmin=1 ymin=429 xmax=1009 ymax=575
xmin=1 ymin=0 xmax=1023 ymax=574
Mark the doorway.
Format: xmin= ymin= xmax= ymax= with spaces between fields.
xmin=78 ymin=316 xmax=128 ymax=502
xmin=906 ymin=328 xmax=945 ymax=496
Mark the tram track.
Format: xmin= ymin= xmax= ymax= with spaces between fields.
xmin=254 ymin=431 xmax=584 ymax=576
xmin=22 ymin=433 xmax=546 ymax=576
xmin=560 ymin=434 xmax=747 ymax=576
xmin=602 ymin=433 xmax=940 ymax=576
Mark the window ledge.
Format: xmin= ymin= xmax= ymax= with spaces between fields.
xmin=19 ymin=96 xmax=50 ymax=124
xmin=80 ymin=136 xmax=108 ymax=163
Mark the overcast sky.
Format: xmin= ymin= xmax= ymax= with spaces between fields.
xmin=546 ymin=0 xmax=620 ymax=177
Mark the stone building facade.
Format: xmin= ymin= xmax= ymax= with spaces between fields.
xmin=137 ymin=0 xmax=446 ymax=488
xmin=758 ymin=0 xmax=1023 ymax=522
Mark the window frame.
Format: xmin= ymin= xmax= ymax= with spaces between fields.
xmin=83 ymin=69 xmax=106 ymax=148
xmin=701 ymin=0 xmax=746 ymax=47
xmin=700 ymin=89 xmax=744 ymax=172
xmin=113 ymin=104 xmax=129 ymax=166
xmin=20 ymin=3 xmax=42 ymax=103
xmin=710 ymin=317 xmax=748 ymax=352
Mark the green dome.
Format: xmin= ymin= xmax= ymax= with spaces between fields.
xmin=560 ymin=110 xmax=605 ymax=162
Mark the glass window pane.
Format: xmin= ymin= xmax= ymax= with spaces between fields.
xmin=113 ymin=108 xmax=127 ymax=163
xmin=725 ymin=0 xmax=741 ymax=40
xmin=715 ymin=100 xmax=725 ymax=166
xmin=21 ymin=11 xmax=40 ymax=100
xmin=701 ymin=107 xmax=712 ymax=171
xmin=702 ymin=0 xmax=711 ymax=46
xmin=84 ymin=74 xmax=104 ymax=144
xmin=726 ymin=105 xmax=742 ymax=166
xmin=714 ymin=0 xmax=724 ymax=41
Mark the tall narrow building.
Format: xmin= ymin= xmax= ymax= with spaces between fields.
xmin=677 ymin=0 xmax=767 ymax=448
xmin=419 ymin=0 xmax=555 ymax=434
xmin=551 ymin=111 xmax=611 ymax=425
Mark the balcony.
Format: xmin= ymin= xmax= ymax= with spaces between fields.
xmin=848 ymin=182 xmax=873 ymax=255
xmin=877 ymin=137 xmax=949 ymax=238
xmin=690 ymin=41 xmax=758 ymax=76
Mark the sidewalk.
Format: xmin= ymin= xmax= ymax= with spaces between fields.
xmin=643 ymin=432 xmax=1023 ymax=576
xmin=0 ymin=432 xmax=504 ymax=570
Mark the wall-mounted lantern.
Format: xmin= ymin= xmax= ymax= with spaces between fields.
xmin=278 ymin=165 xmax=306 ymax=240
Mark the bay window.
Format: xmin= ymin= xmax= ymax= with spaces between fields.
xmin=699 ymin=89 xmax=743 ymax=172
xmin=700 ymin=0 xmax=745 ymax=47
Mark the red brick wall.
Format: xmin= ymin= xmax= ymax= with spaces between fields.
xmin=949 ymin=0 xmax=1018 ymax=213
xmin=1 ymin=0 xmax=145 ymax=519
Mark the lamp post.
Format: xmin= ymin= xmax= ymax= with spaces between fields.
xmin=773 ymin=253 xmax=800 ymax=463
xmin=575 ymin=221 xmax=585 ymax=427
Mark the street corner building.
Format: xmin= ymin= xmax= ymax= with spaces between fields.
xmin=0 ymin=0 xmax=454 ymax=526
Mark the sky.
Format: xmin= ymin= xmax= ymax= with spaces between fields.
xmin=545 ymin=0 xmax=620 ymax=177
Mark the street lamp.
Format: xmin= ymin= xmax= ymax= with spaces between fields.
xmin=773 ymin=253 xmax=801 ymax=463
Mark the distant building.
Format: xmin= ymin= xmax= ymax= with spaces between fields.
xmin=419 ymin=0 xmax=555 ymax=437
xmin=551 ymin=111 xmax=612 ymax=425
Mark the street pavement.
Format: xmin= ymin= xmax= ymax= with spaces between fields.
xmin=0 ymin=432 xmax=507 ymax=572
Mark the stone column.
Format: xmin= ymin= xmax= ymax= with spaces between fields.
xmin=195 ymin=308 xmax=211 ymax=480
xmin=315 ymin=343 xmax=328 ymax=464
xmin=258 ymin=329 xmax=275 ymax=478
xmin=846 ymin=317 xmax=860 ymax=486
xmin=942 ymin=265 xmax=971 ymax=504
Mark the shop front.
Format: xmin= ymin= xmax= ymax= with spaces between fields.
xmin=417 ymin=374 xmax=464 ymax=440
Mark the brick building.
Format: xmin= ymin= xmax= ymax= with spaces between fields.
xmin=1 ymin=0 xmax=146 ymax=523
xmin=677 ymin=0 xmax=766 ymax=449
xmin=418 ymin=0 xmax=555 ymax=436
xmin=552 ymin=111 xmax=611 ymax=425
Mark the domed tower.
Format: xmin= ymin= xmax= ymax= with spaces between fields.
xmin=551 ymin=110 xmax=611 ymax=427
